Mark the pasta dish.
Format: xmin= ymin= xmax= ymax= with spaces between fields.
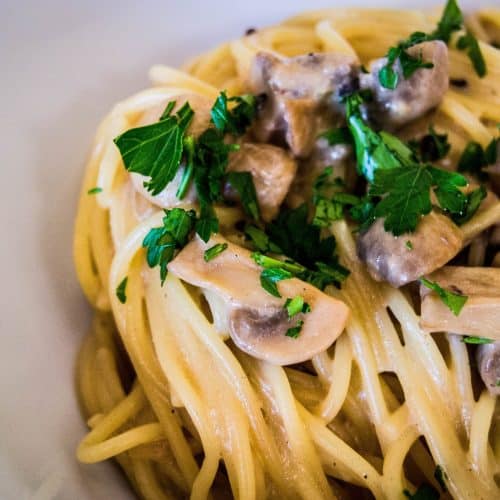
xmin=73 ymin=2 xmax=500 ymax=498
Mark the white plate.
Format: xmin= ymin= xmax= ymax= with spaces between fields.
xmin=0 ymin=0 xmax=488 ymax=498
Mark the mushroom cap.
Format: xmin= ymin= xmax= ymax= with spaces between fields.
xmin=168 ymin=235 xmax=350 ymax=365
xmin=356 ymin=211 xmax=463 ymax=288
xmin=476 ymin=342 xmax=500 ymax=396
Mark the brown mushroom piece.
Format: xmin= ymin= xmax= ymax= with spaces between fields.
xmin=361 ymin=41 xmax=449 ymax=128
xmin=249 ymin=51 xmax=359 ymax=157
xmin=420 ymin=266 xmax=500 ymax=340
xmin=168 ymin=235 xmax=350 ymax=365
xmin=225 ymin=143 xmax=297 ymax=222
xmin=357 ymin=211 xmax=463 ymax=288
xmin=476 ymin=342 xmax=500 ymax=396
xmin=130 ymin=93 xmax=212 ymax=208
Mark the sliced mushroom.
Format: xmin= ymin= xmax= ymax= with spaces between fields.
xmin=420 ymin=266 xmax=500 ymax=340
xmin=250 ymin=52 xmax=359 ymax=157
xmin=225 ymin=143 xmax=297 ymax=221
xmin=361 ymin=41 xmax=449 ymax=128
xmin=168 ymin=235 xmax=350 ymax=365
xmin=476 ymin=342 xmax=500 ymax=396
xmin=131 ymin=93 xmax=212 ymax=208
xmin=357 ymin=211 xmax=463 ymax=287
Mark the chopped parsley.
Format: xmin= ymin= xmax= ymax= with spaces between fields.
xmin=203 ymin=242 xmax=228 ymax=262
xmin=420 ymin=278 xmax=468 ymax=316
xmin=116 ymin=277 xmax=128 ymax=304
xmin=408 ymin=126 xmax=451 ymax=162
xmin=244 ymin=224 xmax=282 ymax=253
xmin=320 ymin=126 xmax=353 ymax=146
xmin=346 ymin=93 xmax=483 ymax=235
xmin=210 ymin=91 xmax=257 ymax=135
xmin=114 ymin=101 xmax=194 ymax=195
xmin=434 ymin=465 xmax=448 ymax=492
xmin=462 ymin=336 xmax=494 ymax=344
xmin=458 ymin=138 xmax=498 ymax=181
xmin=284 ymin=296 xmax=311 ymax=318
xmin=226 ymin=171 xmax=260 ymax=220
xmin=378 ymin=0 xmax=486 ymax=89
xmin=258 ymin=267 xmax=293 ymax=298
xmin=87 ymin=187 xmax=102 ymax=195
xmin=143 ymin=208 xmax=197 ymax=284
xmin=406 ymin=240 xmax=413 ymax=250
xmin=403 ymin=483 xmax=440 ymax=500
xmin=286 ymin=320 xmax=304 ymax=339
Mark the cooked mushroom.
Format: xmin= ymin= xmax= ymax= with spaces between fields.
xmin=225 ymin=143 xmax=297 ymax=221
xmin=130 ymin=93 xmax=212 ymax=208
xmin=420 ymin=266 xmax=500 ymax=340
xmin=476 ymin=342 xmax=500 ymax=396
xmin=361 ymin=41 xmax=449 ymax=128
xmin=357 ymin=211 xmax=463 ymax=288
xmin=168 ymin=235 xmax=350 ymax=365
xmin=249 ymin=52 xmax=359 ymax=157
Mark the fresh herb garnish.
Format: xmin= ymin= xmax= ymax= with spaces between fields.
xmin=114 ymin=101 xmax=194 ymax=195
xmin=409 ymin=126 xmax=451 ymax=162
xmin=457 ymin=32 xmax=487 ymax=77
xmin=434 ymin=465 xmax=448 ymax=492
xmin=346 ymin=93 xmax=482 ymax=235
xmin=203 ymin=242 xmax=228 ymax=262
xmin=403 ymin=483 xmax=440 ymax=500
xmin=462 ymin=336 xmax=494 ymax=344
xmin=285 ymin=320 xmax=304 ymax=339
xmin=406 ymin=240 xmax=413 ymax=250
xmin=87 ymin=187 xmax=103 ymax=195
xmin=116 ymin=277 xmax=128 ymax=304
xmin=259 ymin=267 xmax=293 ymax=298
xmin=458 ymin=139 xmax=498 ymax=180
xmin=226 ymin=171 xmax=260 ymax=220
xmin=432 ymin=0 xmax=463 ymax=42
xmin=210 ymin=91 xmax=257 ymax=135
xmin=420 ymin=278 xmax=468 ymax=316
xmin=143 ymin=208 xmax=197 ymax=284
xmin=320 ymin=126 xmax=353 ymax=146
xmin=284 ymin=296 xmax=311 ymax=318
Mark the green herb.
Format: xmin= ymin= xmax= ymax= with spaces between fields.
xmin=114 ymin=101 xmax=194 ymax=195
xmin=462 ymin=336 xmax=494 ymax=344
xmin=87 ymin=187 xmax=102 ymax=195
xmin=451 ymin=185 xmax=487 ymax=225
xmin=244 ymin=225 xmax=282 ymax=253
xmin=458 ymin=139 xmax=498 ymax=180
xmin=403 ymin=483 xmax=440 ymax=500
xmin=406 ymin=240 xmax=413 ymax=250
xmin=203 ymin=242 xmax=228 ymax=262
xmin=211 ymin=91 xmax=257 ymax=135
xmin=226 ymin=171 xmax=260 ymax=220
xmin=420 ymin=278 xmax=468 ymax=316
xmin=175 ymin=136 xmax=195 ymax=199
xmin=143 ymin=208 xmax=197 ymax=283
xmin=285 ymin=320 xmax=304 ymax=339
xmin=495 ymin=379 xmax=500 ymax=387
xmin=116 ymin=277 xmax=128 ymax=304
xmin=432 ymin=0 xmax=463 ymax=43
xmin=259 ymin=268 xmax=293 ymax=298
xmin=457 ymin=32 xmax=487 ymax=77
xmin=409 ymin=126 xmax=451 ymax=162
xmin=320 ymin=127 xmax=353 ymax=146
xmin=434 ymin=465 xmax=448 ymax=492
xmin=284 ymin=296 xmax=311 ymax=318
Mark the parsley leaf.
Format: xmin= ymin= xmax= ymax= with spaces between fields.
xmin=259 ymin=268 xmax=293 ymax=298
xmin=116 ymin=277 xmax=128 ymax=304
xmin=462 ymin=336 xmax=494 ymax=344
xmin=114 ymin=101 xmax=194 ymax=195
xmin=143 ymin=208 xmax=197 ymax=283
xmin=211 ymin=91 xmax=257 ymax=135
xmin=451 ymin=185 xmax=487 ymax=225
xmin=226 ymin=171 xmax=260 ymax=220
xmin=286 ymin=320 xmax=304 ymax=339
xmin=284 ymin=296 xmax=311 ymax=318
xmin=458 ymin=139 xmax=498 ymax=181
xmin=320 ymin=126 xmax=353 ymax=146
xmin=203 ymin=242 xmax=228 ymax=262
xmin=87 ymin=187 xmax=102 ymax=195
xmin=432 ymin=0 xmax=463 ymax=43
xmin=457 ymin=32 xmax=487 ymax=77
xmin=409 ymin=126 xmax=451 ymax=162
xmin=403 ymin=483 xmax=440 ymax=500
xmin=244 ymin=225 xmax=282 ymax=253
xmin=420 ymin=277 xmax=468 ymax=316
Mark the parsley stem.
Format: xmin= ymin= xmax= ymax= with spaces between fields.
xmin=176 ymin=136 xmax=195 ymax=200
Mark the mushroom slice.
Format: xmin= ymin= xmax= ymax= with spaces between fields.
xmin=225 ymin=143 xmax=297 ymax=222
xmin=362 ymin=41 xmax=449 ymax=128
xmin=420 ymin=266 xmax=500 ymax=340
xmin=130 ymin=93 xmax=212 ymax=208
xmin=476 ymin=342 xmax=500 ymax=396
xmin=250 ymin=51 xmax=359 ymax=157
xmin=357 ymin=211 xmax=463 ymax=288
xmin=168 ymin=235 xmax=350 ymax=365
